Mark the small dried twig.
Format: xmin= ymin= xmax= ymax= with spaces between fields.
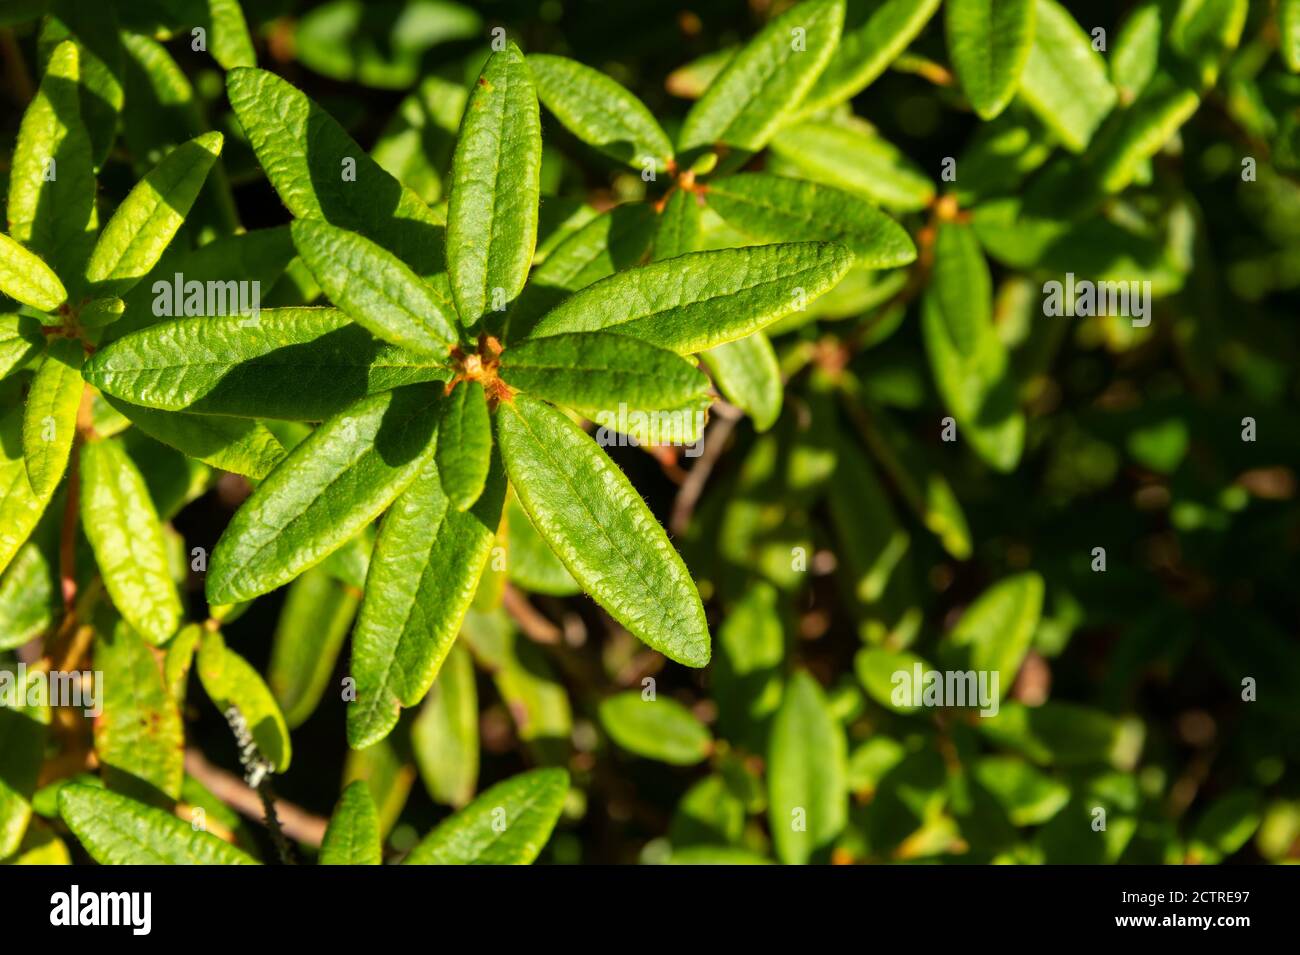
xmin=502 ymin=584 xmax=562 ymax=644
xmin=669 ymin=402 xmax=742 ymax=536
xmin=184 ymin=748 xmax=327 ymax=850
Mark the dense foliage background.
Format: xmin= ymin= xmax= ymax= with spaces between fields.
xmin=1 ymin=0 xmax=1298 ymax=865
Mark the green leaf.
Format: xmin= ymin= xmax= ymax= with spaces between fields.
xmin=0 ymin=529 xmax=57 ymax=651
xmin=93 ymin=615 xmax=184 ymax=804
xmin=0 ymin=315 xmax=44 ymax=380
xmin=921 ymin=222 xmax=1024 ymax=472
xmin=8 ymin=41 xmax=96 ymax=279
xmin=713 ymin=582 xmax=784 ymax=746
xmin=945 ymin=0 xmax=1035 ymax=120
xmin=411 ymin=641 xmax=479 ymax=807
xmin=855 ymin=647 xmax=931 ymax=714
xmin=294 ymin=0 xmax=480 ymax=89
xmin=342 ymin=734 xmax=414 ymax=838
xmin=828 ymin=435 xmax=908 ymax=602
xmin=1085 ymin=72 xmax=1201 ymax=195
xmin=0 ymin=233 xmax=67 ymax=314
xmin=103 ymin=397 xmax=285 ymax=480
xmin=679 ymin=0 xmax=844 ymax=152
xmin=206 ymin=385 xmax=439 ymax=605
xmin=291 ymin=218 xmax=458 ymax=356
xmin=668 ymin=846 xmax=774 ymax=864
xmin=447 ymin=44 xmax=542 ymax=323
xmin=500 ymin=331 xmax=712 ymax=423
xmin=404 ymin=767 xmax=568 ymax=864
xmin=1167 ymin=0 xmax=1247 ymax=91
xmin=43 ymin=3 xmax=125 ymax=169
xmin=767 ymin=671 xmax=847 ymax=864
xmin=1112 ymin=3 xmax=1162 ymax=102
xmin=706 ymin=173 xmax=916 ymax=268
xmin=268 ymin=566 xmax=360 ymax=728
xmin=526 ymin=242 xmax=854 ymax=355
xmin=506 ymin=203 xmax=658 ymax=340
xmin=85 ymin=132 xmax=224 ymax=296
xmin=0 ymin=668 xmax=48 ymax=859
xmin=347 ymin=449 xmax=504 ymax=749
xmin=652 ymin=187 xmax=702 ymax=262
xmin=436 ymin=381 xmax=491 ymax=510
xmin=0 ymin=403 xmax=57 ymax=578
xmin=320 ymin=781 xmax=382 ymax=865
xmin=197 ymin=629 xmax=292 ymax=772
xmin=80 ymin=438 xmax=182 ymax=644
xmin=58 ymin=784 xmax=259 ymax=864
xmin=1283 ymin=0 xmax=1300 ymax=73
xmin=701 ymin=334 xmax=782 ymax=433
xmin=21 ymin=338 xmax=82 ymax=496
xmin=598 ymin=691 xmax=713 ymax=765
xmin=83 ymin=309 xmax=449 ymax=421
xmin=948 ymin=572 xmax=1045 ymax=701
xmin=1017 ymin=0 xmax=1115 ymax=152
xmin=205 ymin=0 xmax=257 ymax=70
xmin=226 ymin=67 xmax=446 ymax=277
xmin=769 ymin=119 xmax=935 ymax=211
xmin=797 ymin=0 xmax=941 ymax=116
xmin=163 ymin=622 xmax=201 ymax=705
xmin=1189 ymin=791 xmax=1260 ymax=863
xmin=503 ymin=495 xmax=578 ymax=596
xmin=498 ymin=395 xmax=709 ymax=667
xmin=974 ymin=756 xmax=1069 ymax=826
xmin=529 ymin=53 xmax=673 ymax=172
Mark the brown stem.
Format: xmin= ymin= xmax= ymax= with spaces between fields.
xmin=502 ymin=584 xmax=561 ymax=644
xmin=183 ymin=749 xmax=327 ymax=849
xmin=668 ymin=402 xmax=742 ymax=536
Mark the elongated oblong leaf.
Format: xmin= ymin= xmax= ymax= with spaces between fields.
xmin=85 ymin=132 xmax=224 ymax=296
xmin=347 ymin=449 xmax=504 ymax=749
xmin=706 ymin=173 xmax=916 ymax=267
xmin=59 ymin=784 xmax=258 ymax=864
xmin=500 ymin=331 xmax=712 ymax=421
xmin=197 ymin=629 xmax=292 ymax=772
xmin=498 ymin=395 xmax=709 ymax=666
xmin=679 ymin=0 xmax=844 ymax=152
xmin=411 ymin=641 xmax=479 ymax=807
xmin=652 ymin=187 xmax=702 ymax=262
xmin=22 ymin=338 xmax=82 ymax=496
xmin=526 ymin=243 xmax=853 ymax=355
xmin=768 ymin=119 xmax=935 ymax=211
xmin=435 ymin=381 xmax=491 ymax=510
xmin=0 ymin=233 xmax=66 ymax=314
xmin=83 ymin=309 xmax=449 ymax=420
xmin=529 ymin=53 xmax=673 ymax=172
xmin=1283 ymin=0 xmax=1300 ymax=73
xmin=921 ymin=223 xmax=1024 ymax=472
xmin=0 ymin=668 xmax=48 ymax=859
xmin=798 ymin=0 xmax=941 ymax=115
xmin=291 ymin=218 xmax=457 ymax=355
xmin=226 ymin=67 xmax=445 ymax=277
xmin=701 ymin=334 xmax=782 ymax=433
xmin=506 ymin=203 xmax=658 ymax=340
xmin=1017 ymin=0 xmax=1116 ymax=152
xmin=404 ymin=767 xmax=568 ymax=864
xmin=598 ymin=692 xmax=713 ymax=765
xmin=93 ymin=616 xmax=184 ymax=803
xmin=268 ymin=567 xmax=359 ymax=728
xmin=0 ymin=314 xmax=44 ymax=380
xmin=80 ymin=438 xmax=182 ymax=644
xmin=948 ymin=572 xmax=1045 ymax=702
xmin=9 ymin=41 xmax=96 ymax=279
xmin=0 ymin=405 xmax=56 ymax=578
xmin=447 ymin=44 xmax=542 ymax=323
xmin=206 ymin=385 xmax=439 ymax=605
xmin=946 ymin=0 xmax=1035 ymax=120
xmin=767 ymin=671 xmax=847 ymax=864
xmin=320 ymin=780 xmax=381 ymax=865
xmin=104 ymin=397 xmax=285 ymax=480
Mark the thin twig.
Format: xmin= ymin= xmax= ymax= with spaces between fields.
xmin=183 ymin=749 xmax=327 ymax=849
xmin=220 ymin=706 xmax=299 ymax=863
xmin=669 ymin=403 xmax=742 ymax=536
xmin=502 ymin=584 xmax=561 ymax=644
